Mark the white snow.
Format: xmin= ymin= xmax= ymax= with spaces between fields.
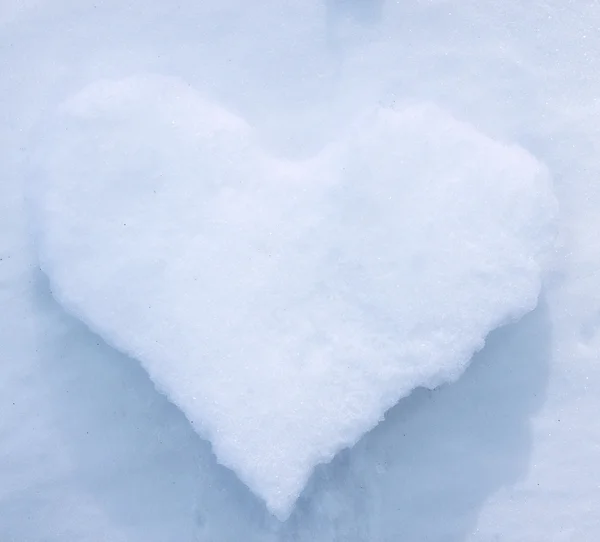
xmin=32 ymin=74 xmax=556 ymax=517
xmin=2 ymin=1 xmax=600 ymax=540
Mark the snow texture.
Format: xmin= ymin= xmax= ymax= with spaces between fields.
xmin=4 ymin=1 xmax=600 ymax=540
xmin=31 ymin=74 xmax=557 ymax=518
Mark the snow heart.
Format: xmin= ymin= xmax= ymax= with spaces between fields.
xmin=32 ymin=75 xmax=557 ymax=519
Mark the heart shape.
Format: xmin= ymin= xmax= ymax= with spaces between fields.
xmin=32 ymin=74 xmax=556 ymax=519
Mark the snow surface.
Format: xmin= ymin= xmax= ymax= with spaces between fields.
xmin=32 ymin=74 xmax=556 ymax=517
xmin=2 ymin=1 xmax=600 ymax=540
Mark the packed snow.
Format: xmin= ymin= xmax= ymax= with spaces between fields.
xmin=2 ymin=1 xmax=600 ymax=540
xmin=31 ymin=74 xmax=556 ymax=517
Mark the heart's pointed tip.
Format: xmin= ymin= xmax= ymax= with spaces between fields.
xmin=211 ymin=439 xmax=313 ymax=522
xmin=265 ymin=494 xmax=298 ymax=523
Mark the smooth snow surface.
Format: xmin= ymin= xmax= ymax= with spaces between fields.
xmin=32 ymin=74 xmax=556 ymax=517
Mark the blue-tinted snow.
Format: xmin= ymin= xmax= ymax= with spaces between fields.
xmin=32 ymin=74 xmax=554 ymax=517
xmin=2 ymin=0 xmax=600 ymax=540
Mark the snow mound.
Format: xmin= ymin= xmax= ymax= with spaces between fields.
xmin=31 ymin=74 xmax=557 ymax=520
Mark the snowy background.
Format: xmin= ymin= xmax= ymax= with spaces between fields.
xmin=2 ymin=1 xmax=600 ymax=540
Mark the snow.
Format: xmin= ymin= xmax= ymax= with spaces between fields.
xmin=2 ymin=0 xmax=600 ymax=540
xmin=31 ymin=74 xmax=555 ymax=517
